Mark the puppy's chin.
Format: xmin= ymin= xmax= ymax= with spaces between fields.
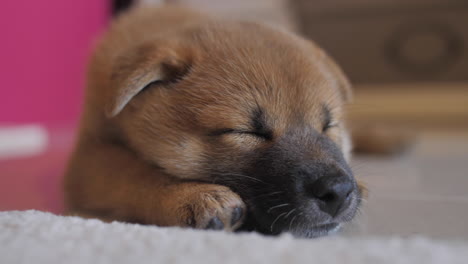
xmin=239 ymin=212 xmax=344 ymax=238
xmin=289 ymin=223 xmax=342 ymax=238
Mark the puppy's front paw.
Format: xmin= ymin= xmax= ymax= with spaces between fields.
xmin=176 ymin=184 xmax=246 ymax=231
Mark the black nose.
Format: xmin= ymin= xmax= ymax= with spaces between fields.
xmin=309 ymin=173 xmax=354 ymax=217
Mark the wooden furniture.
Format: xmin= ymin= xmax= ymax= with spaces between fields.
xmin=292 ymin=0 xmax=468 ymax=84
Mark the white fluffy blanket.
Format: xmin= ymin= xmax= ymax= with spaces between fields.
xmin=1 ymin=210 xmax=466 ymax=264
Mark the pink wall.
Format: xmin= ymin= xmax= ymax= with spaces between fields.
xmin=0 ymin=0 xmax=109 ymax=124
xmin=0 ymin=0 xmax=109 ymax=213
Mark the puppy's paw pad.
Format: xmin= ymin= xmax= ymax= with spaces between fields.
xmin=230 ymin=207 xmax=244 ymax=226
xmin=181 ymin=186 xmax=246 ymax=231
xmin=203 ymin=206 xmax=244 ymax=230
xmin=205 ymin=217 xmax=224 ymax=230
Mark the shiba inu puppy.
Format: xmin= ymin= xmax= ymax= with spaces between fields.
xmin=65 ymin=6 xmax=364 ymax=238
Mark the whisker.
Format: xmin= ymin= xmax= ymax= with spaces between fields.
xmin=284 ymin=208 xmax=296 ymax=219
xmin=270 ymin=212 xmax=288 ymax=233
xmin=250 ymin=191 xmax=284 ymax=200
xmin=356 ymin=196 xmax=368 ymax=203
xmin=289 ymin=213 xmax=298 ymax=231
xmin=267 ymin=203 xmax=290 ymax=213
xmin=216 ymin=172 xmax=269 ymax=184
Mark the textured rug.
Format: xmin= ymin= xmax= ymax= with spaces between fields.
xmin=1 ymin=210 xmax=466 ymax=264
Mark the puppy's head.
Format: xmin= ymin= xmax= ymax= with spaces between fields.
xmin=101 ymin=21 xmax=362 ymax=238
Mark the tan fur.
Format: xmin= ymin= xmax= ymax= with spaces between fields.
xmin=64 ymin=6 xmax=362 ymax=230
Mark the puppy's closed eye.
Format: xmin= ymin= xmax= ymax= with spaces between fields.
xmin=210 ymin=129 xmax=272 ymax=141
xmin=322 ymin=105 xmax=337 ymax=133
xmin=322 ymin=120 xmax=338 ymax=133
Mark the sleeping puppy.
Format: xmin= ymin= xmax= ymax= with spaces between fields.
xmin=65 ymin=6 xmax=364 ymax=238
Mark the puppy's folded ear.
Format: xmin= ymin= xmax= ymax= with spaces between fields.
xmin=106 ymin=41 xmax=193 ymax=117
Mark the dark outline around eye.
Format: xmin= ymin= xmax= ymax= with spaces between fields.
xmin=210 ymin=129 xmax=272 ymax=140
xmin=322 ymin=105 xmax=337 ymax=133
xmin=322 ymin=121 xmax=337 ymax=133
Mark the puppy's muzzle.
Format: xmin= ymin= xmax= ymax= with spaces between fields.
xmin=236 ymin=161 xmax=359 ymax=238
xmin=225 ymin=131 xmax=360 ymax=237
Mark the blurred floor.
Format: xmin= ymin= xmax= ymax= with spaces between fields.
xmin=345 ymin=130 xmax=468 ymax=240
xmin=0 ymin=125 xmax=74 ymax=214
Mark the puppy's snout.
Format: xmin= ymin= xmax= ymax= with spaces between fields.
xmin=308 ymin=172 xmax=354 ymax=217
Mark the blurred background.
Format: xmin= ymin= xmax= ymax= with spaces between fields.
xmin=1 ymin=0 xmax=467 ymax=239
